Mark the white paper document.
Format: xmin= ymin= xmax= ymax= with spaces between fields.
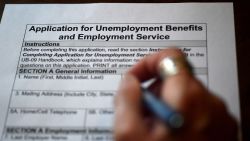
xmin=0 ymin=3 xmax=239 ymax=141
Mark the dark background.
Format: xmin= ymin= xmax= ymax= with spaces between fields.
xmin=0 ymin=0 xmax=249 ymax=140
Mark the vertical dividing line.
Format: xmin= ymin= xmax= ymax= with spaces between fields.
xmin=205 ymin=23 xmax=209 ymax=88
xmin=82 ymin=108 xmax=88 ymax=141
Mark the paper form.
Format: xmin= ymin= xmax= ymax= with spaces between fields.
xmin=0 ymin=3 xmax=239 ymax=141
